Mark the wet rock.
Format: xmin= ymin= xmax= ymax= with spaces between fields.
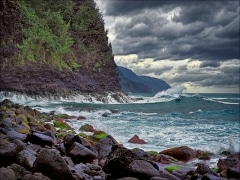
xmin=196 ymin=150 xmax=211 ymax=160
xmin=201 ymin=173 xmax=223 ymax=180
xmin=226 ymin=167 xmax=240 ymax=179
xmin=151 ymin=177 xmax=169 ymax=180
xmin=27 ymin=131 xmax=55 ymax=146
xmin=7 ymin=163 xmax=29 ymax=180
xmin=0 ymin=99 xmax=14 ymax=107
xmin=171 ymin=167 xmax=195 ymax=180
xmin=63 ymin=134 xmax=83 ymax=149
xmin=77 ymin=115 xmax=86 ymax=120
xmin=128 ymin=135 xmax=147 ymax=144
xmin=159 ymin=146 xmax=196 ymax=162
xmin=44 ymin=123 xmax=56 ymax=133
xmin=155 ymin=154 xmax=179 ymax=164
xmin=7 ymin=130 xmax=27 ymax=141
xmin=117 ymin=177 xmax=138 ymax=180
xmin=22 ymin=172 xmax=52 ymax=180
xmin=132 ymin=148 xmax=153 ymax=161
xmin=103 ymin=145 xmax=153 ymax=179
xmin=79 ymin=123 xmax=96 ymax=132
xmin=158 ymin=170 xmax=181 ymax=180
xmin=33 ymin=148 xmax=74 ymax=180
xmin=93 ymin=136 xmax=119 ymax=166
xmin=217 ymin=152 xmax=240 ymax=172
xmin=17 ymin=150 xmax=36 ymax=170
xmin=0 ymin=167 xmax=16 ymax=180
xmin=5 ymin=109 xmax=16 ymax=118
xmin=12 ymin=123 xmax=30 ymax=134
xmin=0 ymin=139 xmax=18 ymax=166
xmin=63 ymin=156 xmax=75 ymax=167
xmin=110 ymin=109 xmax=119 ymax=113
xmin=68 ymin=142 xmax=96 ymax=164
xmin=0 ymin=119 xmax=13 ymax=133
xmin=102 ymin=112 xmax=111 ymax=117
xmin=126 ymin=160 xmax=160 ymax=180
xmin=189 ymin=173 xmax=202 ymax=180
xmin=195 ymin=163 xmax=212 ymax=175
xmin=25 ymin=144 xmax=42 ymax=156
xmin=12 ymin=139 xmax=26 ymax=152
xmin=15 ymin=114 xmax=28 ymax=124
xmin=71 ymin=163 xmax=92 ymax=180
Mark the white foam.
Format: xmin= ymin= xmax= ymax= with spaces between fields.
xmin=154 ymin=84 xmax=185 ymax=98
xmin=204 ymin=97 xmax=239 ymax=105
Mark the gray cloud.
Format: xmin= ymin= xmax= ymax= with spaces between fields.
xmin=106 ymin=0 xmax=239 ymax=61
xmin=135 ymin=65 xmax=173 ymax=75
xmin=200 ymin=61 xmax=221 ymax=68
xmin=97 ymin=0 xmax=239 ymax=92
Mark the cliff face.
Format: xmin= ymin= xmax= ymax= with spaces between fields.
xmin=0 ymin=0 xmax=22 ymax=61
xmin=0 ymin=0 xmax=121 ymax=96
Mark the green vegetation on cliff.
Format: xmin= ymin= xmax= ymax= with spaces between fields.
xmin=16 ymin=0 xmax=113 ymax=71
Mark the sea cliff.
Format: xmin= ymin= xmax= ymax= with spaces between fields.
xmin=0 ymin=0 xmax=121 ymax=97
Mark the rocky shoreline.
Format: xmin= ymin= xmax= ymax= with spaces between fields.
xmin=0 ymin=99 xmax=239 ymax=180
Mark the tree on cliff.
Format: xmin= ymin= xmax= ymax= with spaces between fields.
xmin=0 ymin=0 xmax=121 ymax=95
xmin=2 ymin=0 xmax=113 ymax=72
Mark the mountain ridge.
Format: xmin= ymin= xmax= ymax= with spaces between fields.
xmin=117 ymin=66 xmax=170 ymax=94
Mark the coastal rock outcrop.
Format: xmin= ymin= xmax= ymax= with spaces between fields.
xmin=32 ymin=149 xmax=74 ymax=180
xmin=159 ymin=146 xmax=197 ymax=162
xmin=128 ymin=134 xmax=147 ymax=144
xmin=0 ymin=0 xmax=122 ymax=98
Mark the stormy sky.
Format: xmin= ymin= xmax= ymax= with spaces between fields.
xmin=95 ymin=0 xmax=240 ymax=93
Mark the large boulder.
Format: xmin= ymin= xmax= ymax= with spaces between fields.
xmin=22 ymin=172 xmax=51 ymax=180
xmin=32 ymin=148 xmax=74 ymax=180
xmin=128 ymin=135 xmax=147 ymax=144
xmin=0 ymin=139 xmax=18 ymax=166
xmin=7 ymin=163 xmax=29 ymax=180
xmin=103 ymin=145 xmax=155 ymax=179
xmin=217 ymin=153 xmax=240 ymax=172
xmin=67 ymin=142 xmax=96 ymax=163
xmin=63 ymin=134 xmax=83 ymax=149
xmin=201 ymin=173 xmax=223 ymax=180
xmin=0 ymin=167 xmax=16 ymax=180
xmin=7 ymin=130 xmax=27 ymax=141
xmin=126 ymin=160 xmax=160 ymax=180
xmin=159 ymin=146 xmax=196 ymax=162
xmin=226 ymin=167 xmax=240 ymax=179
xmin=27 ymin=130 xmax=57 ymax=146
xmin=195 ymin=163 xmax=212 ymax=175
xmin=17 ymin=150 xmax=36 ymax=170
xmin=92 ymin=135 xmax=119 ymax=166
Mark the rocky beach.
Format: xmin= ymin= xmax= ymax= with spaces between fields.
xmin=0 ymin=99 xmax=239 ymax=180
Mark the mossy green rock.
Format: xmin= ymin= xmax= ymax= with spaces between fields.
xmin=78 ymin=133 xmax=88 ymax=138
xmin=165 ymin=165 xmax=182 ymax=173
xmin=53 ymin=120 xmax=71 ymax=130
xmin=92 ymin=131 xmax=108 ymax=141
xmin=15 ymin=114 xmax=28 ymax=124
xmin=147 ymin=151 xmax=159 ymax=158
xmin=79 ymin=124 xmax=95 ymax=132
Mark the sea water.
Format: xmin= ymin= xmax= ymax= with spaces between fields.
xmin=0 ymin=88 xmax=239 ymax=167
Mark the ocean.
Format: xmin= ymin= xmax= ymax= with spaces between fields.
xmin=0 ymin=88 xmax=239 ymax=167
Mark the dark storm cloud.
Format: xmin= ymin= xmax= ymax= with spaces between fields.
xmin=104 ymin=0 xmax=239 ymax=61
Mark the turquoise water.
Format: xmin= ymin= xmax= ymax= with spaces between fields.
xmin=0 ymin=91 xmax=239 ymax=166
